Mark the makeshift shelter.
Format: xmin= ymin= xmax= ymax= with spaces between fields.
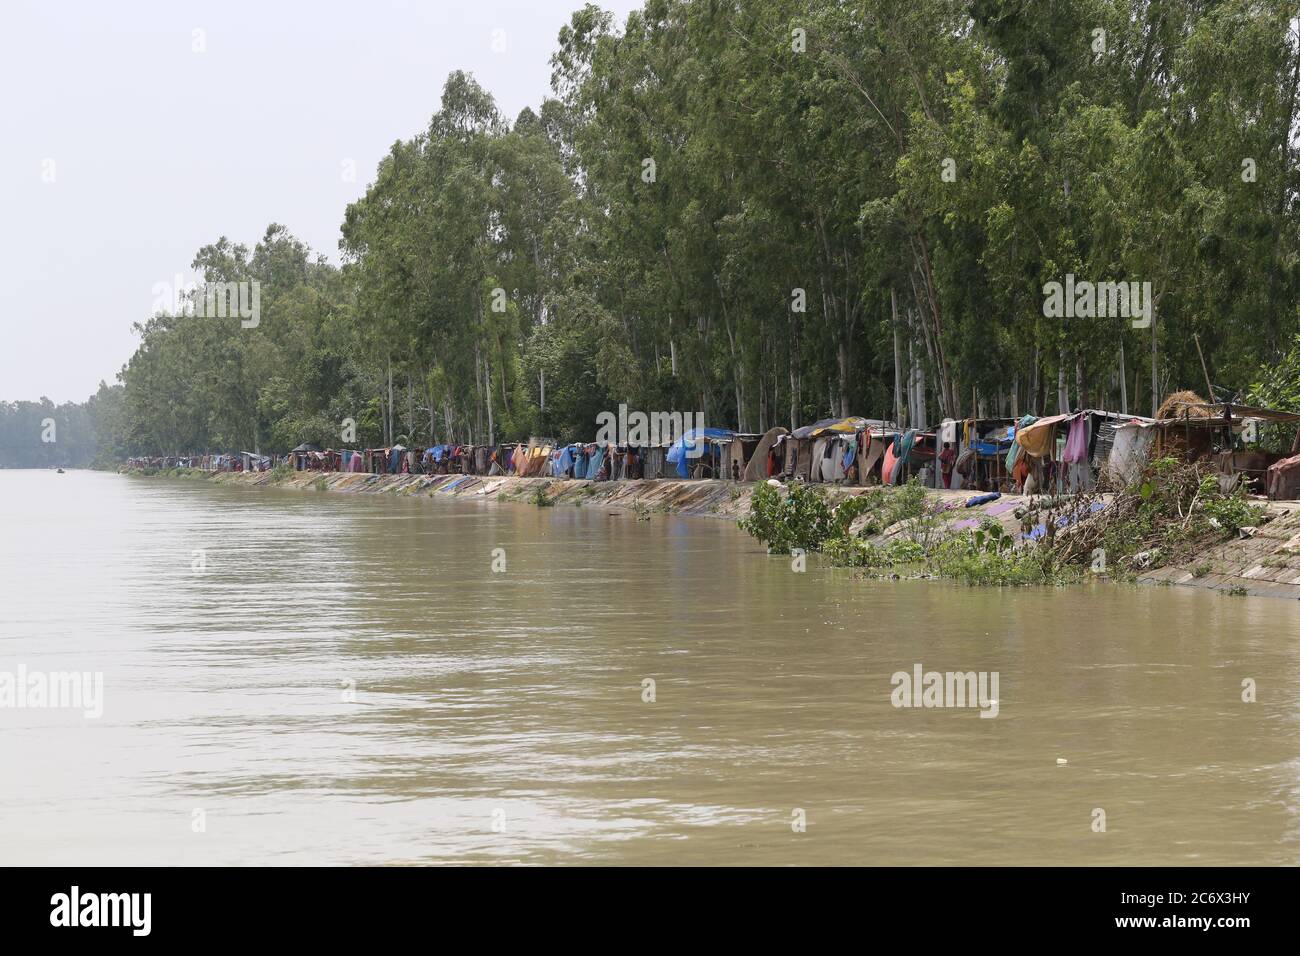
xmin=790 ymin=417 xmax=883 ymax=483
xmin=1155 ymin=390 xmax=1212 ymax=422
xmin=791 ymin=416 xmax=872 ymax=439
xmin=743 ymin=427 xmax=789 ymax=482
xmin=290 ymin=442 xmax=322 ymax=471
xmin=587 ymin=443 xmax=609 ymax=480
xmin=1108 ymin=422 xmax=1157 ymax=486
xmin=1267 ymin=454 xmax=1300 ymax=500
xmin=640 ymin=443 xmax=672 ymax=479
xmin=947 ymin=418 xmax=1015 ymax=491
xmin=666 ymin=428 xmax=732 ymax=479
xmin=791 ymin=437 xmax=814 ymax=480
xmin=809 ymin=437 xmax=829 ymax=481
xmin=881 ymin=430 xmax=922 ymax=485
xmin=1008 ymin=410 xmax=1155 ymax=492
xmin=365 ymin=446 xmax=408 ymax=474
xmin=516 ymin=440 xmax=554 ymax=477
xmin=718 ymin=433 xmax=762 ymax=481
xmin=859 ymin=432 xmax=893 ymax=485
xmin=1152 ymin=400 xmax=1300 ymax=492
xmin=810 ymin=434 xmax=860 ymax=482
xmin=551 ymin=444 xmax=582 ymax=478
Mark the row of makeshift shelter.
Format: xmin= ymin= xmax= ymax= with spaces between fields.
xmin=134 ymin=393 xmax=1300 ymax=501
xmin=981 ymin=395 xmax=1300 ymax=499
xmin=124 ymin=452 xmax=273 ymax=472
xmin=1116 ymin=397 xmax=1300 ymax=498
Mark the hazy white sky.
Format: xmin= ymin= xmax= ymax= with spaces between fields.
xmin=0 ymin=0 xmax=641 ymax=403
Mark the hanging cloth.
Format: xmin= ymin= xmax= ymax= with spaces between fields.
xmin=1005 ymin=414 xmax=1039 ymax=471
xmin=1062 ymin=414 xmax=1089 ymax=464
xmin=882 ymin=443 xmax=899 ymax=486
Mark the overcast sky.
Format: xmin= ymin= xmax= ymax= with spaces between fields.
xmin=0 ymin=0 xmax=641 ymax=404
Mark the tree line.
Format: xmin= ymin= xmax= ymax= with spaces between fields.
xmin=57 ymin=1 xmax=1300 ymax=458
xmin=0 ymin=386 xmax=122 ymax=468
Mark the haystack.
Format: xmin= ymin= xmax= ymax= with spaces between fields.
xmin=1156 ymin=390 xmax=1212 ymax=421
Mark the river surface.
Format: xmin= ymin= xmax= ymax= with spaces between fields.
xmin=1 ymin=469 xmax=1297 ymax=865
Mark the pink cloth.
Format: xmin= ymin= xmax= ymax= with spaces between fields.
xmin=1062 ymin=415 xmax=1089 ymax=464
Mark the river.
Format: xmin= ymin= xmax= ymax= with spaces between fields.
xmin=1 ymin=469 xmax=1297 ymax=865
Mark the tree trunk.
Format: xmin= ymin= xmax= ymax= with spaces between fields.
xmin=427 ymin=371 xmax=436 ymax=441
xmin=1118 ymin=333 xmax=1128 ymax=414
xmin=386 ymin=356 xmax=394 ymax=445
xmin=891 ymin=288 xmax=903 ymax=427
xmin=1057 ymin=351 xmax=1070 ymax=414
xmin=485 ymin=354 xmax=494 ymax=445
xmin=1150 ymin=313 xmax=1159 ymax=416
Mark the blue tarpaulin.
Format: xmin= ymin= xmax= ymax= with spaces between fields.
xmin=888 ymin=429 xmax=918 ymax=484
xmin=556 ymin=445 xmax=575 ymax=476
xmin=667 ymin=428 xmax=734 ymax=478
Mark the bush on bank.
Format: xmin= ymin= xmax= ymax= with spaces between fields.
xmin=739 ymin=459 xmax=1271 ymax=587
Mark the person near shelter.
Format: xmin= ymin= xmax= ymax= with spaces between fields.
xmin=939 ymin=441 xmax=956 ymax=489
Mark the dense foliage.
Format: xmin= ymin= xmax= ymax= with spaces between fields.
xmin=0 ymin=384 xmax=122 ymax=468
xmin=18 ymin=1 xmax=1300 ymax=459
xmin=795 ymin=456 xmax=1270 ymax=585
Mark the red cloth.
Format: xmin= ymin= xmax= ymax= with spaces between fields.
xmin=882 ymin=445 xmax=898 ymax=485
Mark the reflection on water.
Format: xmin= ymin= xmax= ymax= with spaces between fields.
xmin=1 ymin=470 xmax=1297 ymax=865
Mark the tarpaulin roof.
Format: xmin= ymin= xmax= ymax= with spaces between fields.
xmin=666 ymin=428 xmax=733 ymax=477
xmin=666 ymin=428 xmax=734 ymax=461
xmin=1155 ymin=403 xmax=1300 ymax=425
xmin=791 ymin=416 xmax=874 ymax=440
xmin=1014 ymin=414 xmax=1070 ymax=458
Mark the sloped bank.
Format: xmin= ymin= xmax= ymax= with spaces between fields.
xmin=188 ymin=469 xmax=1300 ymax=600
xmin=211 ymin=469 xmax=763 ymax=518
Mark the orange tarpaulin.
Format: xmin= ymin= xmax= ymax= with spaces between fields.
xmin=882 ymin=443 xmax=899 ymax=485
xmin=1015 ymin=414 xmax=1071 ymax=458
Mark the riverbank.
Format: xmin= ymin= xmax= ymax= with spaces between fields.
xmin=145 ymin=468 xmax=1300 ymax=600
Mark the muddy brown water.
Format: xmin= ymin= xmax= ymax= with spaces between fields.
xmin=1 ymin=470 xmax=1296 ymax=864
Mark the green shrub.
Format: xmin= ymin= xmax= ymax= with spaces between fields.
xmin=823 ymin=535 xmax=885 ymax=568
xmin=738 ymin=483 xmax=868 ymax=554
xmin=885 ymin=539 xmax=927 ymax=563
xmin=824 ymin=533 xmax=926 ymax=570
xmin=930 ymin=533 xmax=1068 ymax=586
xmin=1200 ymin=478 xmax=1264 ymax=534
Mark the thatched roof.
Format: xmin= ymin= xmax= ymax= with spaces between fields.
xmin=1155 ymin=390 xmax=1212 ymax=421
